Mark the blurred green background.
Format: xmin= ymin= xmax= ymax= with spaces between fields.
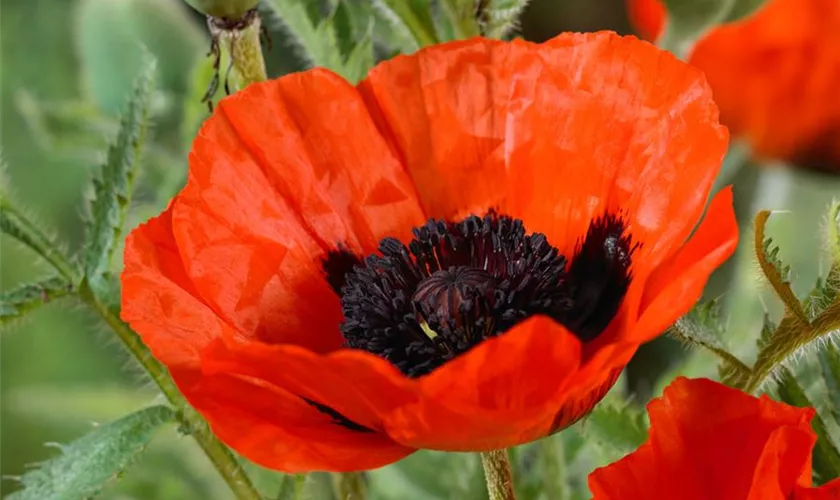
xmin=2 ymin=0 xmax=839 ymax=498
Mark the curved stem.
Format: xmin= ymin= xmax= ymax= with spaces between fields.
xmin=480 ymin=450 xmax=516 ymax=500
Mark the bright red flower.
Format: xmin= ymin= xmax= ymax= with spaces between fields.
xmin=589 ymin=377 xmax=840 ymax=500
xmin=121 ymin=32 xmax=738 ymax=473
xmin=626 ymin=0 xmax=840 ymax=171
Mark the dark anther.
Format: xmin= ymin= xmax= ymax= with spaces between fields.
xmin=322 ymin=247 xmax=363 ymax=294
xmin=335 ymin=212 xmax=636 ymax=377
xmin=304 ymin=398 xmax=373 ymax=433
xmin=560 ymin=213 xmax=639 ymax=341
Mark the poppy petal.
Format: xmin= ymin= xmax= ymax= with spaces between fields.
xmin=794 ymin=479 xmax=840 ymax=500
xmin=189 ymin=371 xmax=414 ymax=472
xmin=359 ymin=37 xmax=516 ymax=220
xmin=362 ymin=32 xmax=728 ymax=259
xmin=169 ymin=69 xmax=427 ymax=352
xmin=382 ymin=316 xmax=583 ymax=450
xmin=199 ymin=338 xmax=417 ymax=432
xmin=632 ymin=186 xmax=738 ymax=342
xmin=589 ymin=377 xmax=818 ymax=500
xmin=626 ymin=0 xmax=665 ymax=41
xmin=121 ymin=207 xmax=238 ymax=371
xmin=506 ymin=33 xmax=728 ymax=272
xmin=215 ymin=69 xmax=426 ymax=251
xmin=173 ymin=145 xmax=344 ymax=352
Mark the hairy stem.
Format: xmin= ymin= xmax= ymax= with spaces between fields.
xmin=480 ymin=450 xmax=516 ymax=500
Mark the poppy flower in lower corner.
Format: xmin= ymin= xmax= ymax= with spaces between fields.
xmin=121 ymin=31 xmax=738 ymax=473
xmin=589 ymin=377 xmax=840 ymax=500
xmin=626 ymin=0 xmax=840 ymax=171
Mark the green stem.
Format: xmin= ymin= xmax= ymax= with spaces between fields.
xmin=331 ymin=472 xmax=367 ymax=500
xmin=208 ymin=8 xmax=267 ymax=92
xmin=0 ymin=198 xmax=260 ymax=500
xmin=480 ymin=450 xmax=516 ymax=500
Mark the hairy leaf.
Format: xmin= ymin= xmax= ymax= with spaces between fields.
xmin=774 ymin=368 xmax=840 ymax=483
xmin=1 ymin=277 xmax=74 ymax=326
xmin=82 ymin=59 xmax=155 ymax=296
xmin=479 ymin=0 xmax=532 ymax=39
xmin=667 ymin=300 xmax=751 ymax=382
xmin=579 ymin=401 xmax=648 ymax=461
xmin=6 ymin=405 xmax=176 ymax=500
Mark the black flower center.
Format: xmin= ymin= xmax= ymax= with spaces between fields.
xmin=323 ymin=212 xmax=637 ymax=377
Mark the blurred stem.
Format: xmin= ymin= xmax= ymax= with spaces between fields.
xmin=480 ymin=449 xmax=516 ymax=500
xmin=331 ymin=472 xmax=367 ymax=500
xmin=539 ymin=438 xmax=566 ymax=500
xmin=0 ymin=199 xmax=260 ymax=499
xmin=208 ymin=8 xmax=267 ymax=92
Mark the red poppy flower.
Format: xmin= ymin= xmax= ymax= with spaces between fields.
xmin=121 ymin=31 xmax=738 ymax=472
xmin=589 ymin=377 xmax=840 ymax=500
xmin=626 ymin=0 xmax=840 ymax=170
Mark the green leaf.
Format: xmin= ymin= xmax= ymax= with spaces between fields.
xmin=774 ymin=368 xmax=840 ymax=483
xmin=439 ymin=0 xmax=481 ymax=38
xmin=578 ymin=401 xmax=648 ymax=461
xmin=479 ymin=0 xmax=532 ymax=39
xmin=659 ymin=0 xmax=768 ymax=58
xmin=818 ymin=342 xmax=840 ymax=423
xmin=342 ymin=23 xmax=374 ymax=84
xmin=371 ymin=0 xmax=439 ymax=48
xmin=668 ymin=300 xmax=751 ymax=381
xmin=261 ymin=0 xmax=345 ymax=72
xmin=1 ymin=277 xmax=75 ymax=326
xmin=82 ymin=59 xmax=156 ymax=297
xmin=6 ymin=405 xmax=176 ymax=500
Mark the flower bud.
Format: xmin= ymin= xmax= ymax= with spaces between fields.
xmin=181 ymin=0 xmax=258 ymax=20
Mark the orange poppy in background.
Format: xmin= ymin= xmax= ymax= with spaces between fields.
xmin=589 ymin=377 xmax=840 ymax=500
xmin=121 ymin=32 xmax=738 ymax=473
xmin=626 ymin=0 xmax=840 ymax=171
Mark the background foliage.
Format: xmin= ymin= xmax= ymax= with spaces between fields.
xmin=2 ymin=0 xmax=839 ymax=498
